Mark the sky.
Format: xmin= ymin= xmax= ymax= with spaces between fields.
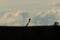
xmin=0 ymin=0 xmax=60 ymax=26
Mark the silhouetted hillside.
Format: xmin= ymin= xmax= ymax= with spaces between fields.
xmin=0 ymin=25 xmax=60 ymax=40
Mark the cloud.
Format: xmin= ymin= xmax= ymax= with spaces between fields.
xmin=0 ymin=8 xmax=60 ymax=26
xmin=0 ymin=10 xmax=24 ymax=26
xmin=28 ymin=8 xmax=60 ymax=26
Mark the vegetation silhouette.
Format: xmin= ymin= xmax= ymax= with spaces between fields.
xmin=54 ymin=22 xmax=59 ymax=26
xmin=26 ymin=18 xmax=31 ymax=27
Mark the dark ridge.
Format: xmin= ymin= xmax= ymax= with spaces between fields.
xmin=0 ymin=22 xmax=59 ymax=40
xmin=0 ymin=25 xmax=60 ymax=40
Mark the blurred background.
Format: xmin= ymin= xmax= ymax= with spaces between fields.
xmin=0 ymin=0 xmax=60 ymax=26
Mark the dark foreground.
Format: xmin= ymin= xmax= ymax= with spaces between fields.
xmin=0 ymin=26 xmax=60 ymax=40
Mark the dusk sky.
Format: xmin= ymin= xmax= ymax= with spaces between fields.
xmin=0 ymin=0 xmax=60 ymax=26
